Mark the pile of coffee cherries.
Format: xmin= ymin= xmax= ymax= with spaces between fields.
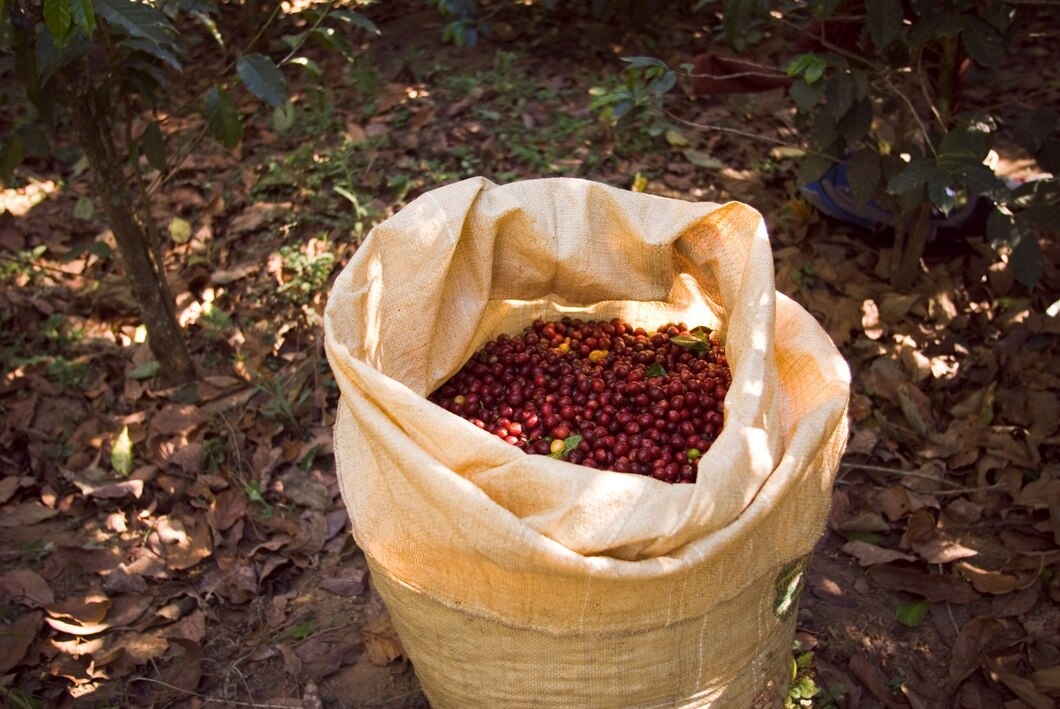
xmin=428 ymin=317 xmax=731 ymax=483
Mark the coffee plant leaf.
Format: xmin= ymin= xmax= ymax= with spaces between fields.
xmin=1037 ymin=136 xmax=1060 ymax=173
xmin=95 ymin=0 xmax=178 ymax=53
xmin=786 ymin=53 xmax=827 ymax=84
xmin=1009 ymin=226 xmax=1043 ymax=289
xmin=797 ymin=153 xmax=835 ymax=186
xmin=960 ymin=15 xmax=1004 ymax=70
xmin=330 ymin=9 xmax=380 ymax=35
xmin=789 ymin=79 xmax=821 ymax=113
xmin=927 ymin=172 xmax=957 ymax=214
xmin=810 ymin=112 xmax=838 ymax=150
xmin=237 ymin=54 xmax=288 ymax=108
xmin=118 ymin=36 xmax=181 ymax=71
xmin=622 ymin=56 xmax=667 ymax=69
xmin=1012 ymin=108 xmax=1057 ymax=154
xmin=897 ymin=599 xmax=931 ymax=628
xmin=887 ymin=157 xmax=936 ymax=194
xmin=986 ymin=208 xmax=1014 ymax=249
xmin=940 ymin=127 xmax=990 ymax=162
xmin=70 ymin=0 xmax=96 ymax=36
xmin=951 ymin=161 xmax=1006 ymax=196
xmin=141 ymin=120 xmax=166 ymax=172
xmin=847 ymin=149 xmax=882 ymax=205
xmin=825 ymin=71 xmax=855 ymax=120
xmin=838 ymin=98 xmax=873 ymax=144
xmin=204 ymin=86 xmax=243 ymax=148
xmin=1020 ymin=205 xmax=1060 ymax=232
xmin=43 ymin=0 xmax=73 ymax=45
xmin=866 ymin=0 xmax=903 ymax=50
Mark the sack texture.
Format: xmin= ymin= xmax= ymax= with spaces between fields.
xmin=324 ymin=177 xmax=850 ymax=707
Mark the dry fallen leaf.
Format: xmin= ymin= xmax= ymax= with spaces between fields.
xmin=867 ymin=564 xmax=979 ymax=603
xmin=839 ymin=540 xmax=918 ymax=567
xmin=947 ymin=616 xmax=1004 ymax=692
xmin=363 ymin=607 xmax=404 ymax=667
xmin=957 ymin=562 xmax=1039 ymax=595
xmin=0 ymin=568 xmax=55 ymax=608
xmin=0 ymin=501 xmax=60 ymax=527
xmin=849 ymin=652 xmax=908 ymax=708
xmin=0 ymin=611 xmax=42 ymax=673
xmin=901 ymin=509 xmax=978 ymax=564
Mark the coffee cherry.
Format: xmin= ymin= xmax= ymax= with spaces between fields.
xmin=427 ymin=318 xmax=731 ymax=484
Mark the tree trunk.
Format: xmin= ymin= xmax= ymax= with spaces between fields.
xmin=890 ymin=203 xmax=933 ymax=290
xmin=59 ymin=77 xmax=196 ymax=385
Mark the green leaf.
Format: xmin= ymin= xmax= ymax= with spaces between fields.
xmin=204 ymin=86 xmax=243 ymax=148
xmin=111 ymin=425 xmax=134 ymax=476
xmin=169 ymin=216 xmax=192 ymax=243
xmin=549 ymin=433 xmax=583 ymax=460
xmin=1038 ymin=136 xmax=1060 ymax=173
xmin=825 ymin=71 xmax=854 ymax=120
xmin=0 ymin=135 xmax=23 ymax=183
xmin=1012 ymin=108 xmax=1057 ymax=154
xmin=846 ymin=149 xmax=881 ymax=205
xmin=128 ymin=360 xmax=160 ymax=380
xmin=95 ymin=0 xmax=178 ymax=53
xmin=117 ymin=36 xmax=181 ymax=70
xmin=288 ymin=56 xmax=322 ymax=76
xmin=671 ymin=330 xmax=711 ymax=354
xmin=236 ymin=53 xmax=288 ymax=108
xmin=838 ymin=98 xmax=873 ymax=144
xmin=927 ymin=171 xmax=957 ymax=213
xmin=789 ymin=79 xmax=821 ymax=113
xmin=1019 ymin=205 xmax=1060 ymax=232
xmin=939 ymin=128 xmax=990 ymax=162
xmin=952 ymin=162 xmax=1005 ymax=196
xmin=331 ymin=9 xmax=380 ymax=34
xmin=289 ymin=619 xmax=315 ymax=640
xmin=89 ymin=240 xmax=113 ymax=259
xmin=866 ymin=0 xmax=902 ymax=49
xmin=44 ymin=0 xmax=73 ymax=45
xmin=797 ymin=153 xmax=835 ymax=186
xmin=887 ymin=157 xmax=936 ymax=194
xmin=272 ymin=101 xmax=296 ymax=132
xmin=73 ymin=196 xmax=95 ymax=220
xmin=682 ymin=149 xmax=724 ymax=170
xmin=786 ymin=53 xmax=827 ymax=84
xmin=622 ymin=56 xmax=668 ymax=69
xmin=961 ymin=16 xmax=1004 ymax=69
xmin=70 ymin=0 xmax=96 ymax=36
xmin=141 ymin=120 xmax=166 ymax=171
xmin=987 ymin=208 xmax=1014 ymax=248
xmin=649 ymin=70 xmax=677 ymax=95
xmin=1010 ymin=227 xmax=1043 ymax=289
xmin=896 ymin=599 xmax=930 ymax=627
xmin=646 ymin=362 xmax=667 ymax=378
xmin=810 ymin=112 xmax=838 ymax=150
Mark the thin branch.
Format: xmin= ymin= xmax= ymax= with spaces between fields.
xmin=128 ymin=677 xmax=294 ymax=708
xmin=841 ymin=461 xmax=955 ymax=485
xmin=882 ymin=73 xmax=938 ymax=156
xmin=663 ymin=109 xmax=795 ymax=148
xmin=915 ymin=47 xmax=947 ymax=132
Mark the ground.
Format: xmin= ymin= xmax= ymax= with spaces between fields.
xmin=1 ymin=1 xmax=1058 ymax=707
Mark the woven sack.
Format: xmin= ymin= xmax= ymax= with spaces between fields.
xmin=324 ymin=177 xmax=850 ymax=707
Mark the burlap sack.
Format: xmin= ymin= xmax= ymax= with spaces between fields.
xmin=324 ymin=177 xmax=850 ymax=707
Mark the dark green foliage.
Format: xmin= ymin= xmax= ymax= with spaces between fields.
xmin=591 ymin=0 xmax=1056 ymax=289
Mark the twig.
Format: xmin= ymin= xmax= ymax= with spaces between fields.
xmin=882 ymin=73 xmax=938 ymax=157
xmin=128 ymin=677 xmax=293 ymax=707
xmin=840 ymin=462 xmax=969 ymax=488
xmin=663 ymin=110 xmax=795 ymax=148
xmin=915 ymin=47 xmax=947 ymax=131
